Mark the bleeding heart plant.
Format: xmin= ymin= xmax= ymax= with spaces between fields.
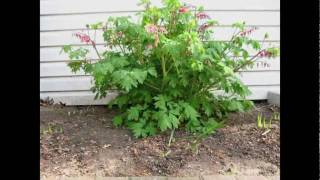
xmin=61 ymin=0 xmax=279 ymax=139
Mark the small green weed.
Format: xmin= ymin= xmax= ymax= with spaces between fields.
xmin=40 ymin=123 xmax=63 ymax=136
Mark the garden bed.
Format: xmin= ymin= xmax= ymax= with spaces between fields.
xmin=40 ymin=101 xmax=279 ymax=178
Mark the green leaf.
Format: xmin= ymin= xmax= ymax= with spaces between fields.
xmin=112 ymin=116 xmax=123 ymax=127
xmin=207 ymin=20 xmax=219 ymax=26
xmin=129 ymin=121 xmax=147 ymax=138
xmin=168 ymin=88 xmax=181 ymax=97
xmin=156 ymin=111 xmax=171 ymax=131
xmin=110 ymin=95 xmax=129 ymax=108
xmin=154 ymin=95 xmax=168 ymax=111
xmin=203 ymin=102 xmax=213 ymax=116
xmin=145 ymin=122 xmax=157 ymax=136
xmin=131 ymin=69 xmax=148 ymax=84
xmin=250 ymin=40 xmax=261 ymax=50
xmin=232 ymin=21 xmax=245 ymax=31
xmin=127 ymin=106 xmax=140 ymax=120
xmin=94 ymin=60 xmax=114 ymax=75
xmin=61 ymin=45 xmax=72 ymax=54
xmin=225 ymin=100 xmax=252 ymax=112
xmin=242 ymin=50 xmax=249 ymax=59
xmin=68 ymin=60 xmax=83 ymax=73
xmin=201 ymin=118 xmax=224 ymax=135
xmin=181 ymin=103 xmax=199 ymax=121
xmin=223 ymin=66 xmax=234 ymax=75
xmin=266 ymin=47 xmax=280 ymax=57
xmin=241 ymin=100 xmax=254 ymax=111
xmin=123 ymin=75 xmax=138 ymax=91
xmin=147 ymin=67 xmax=158 ymax=77
xmin=112 ymin=70 xmax=137 ymax=91
xmin=90 ymin=22 xmax=103 ymax=30
xmin=67 ymin=48 xmax=89 ymax=60
xmin=169 ymin=105 xmax=181 ymax=116
xmin=168 ymin=113 xmax=179 ymax=128
xmin=109 ymin=56 xmax=130 ymax=68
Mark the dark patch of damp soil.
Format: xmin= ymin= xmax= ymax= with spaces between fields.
xmin=40 ymin=101 xmax=279 ymax=178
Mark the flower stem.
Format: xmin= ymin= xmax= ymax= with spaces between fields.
xmin=92 ymin=42 xmax=102 ymax=61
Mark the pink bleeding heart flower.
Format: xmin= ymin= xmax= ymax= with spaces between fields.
xmin=146 ymin=44 xmax=153 ymax=50
xmin=196 ymin=12 xmax=210 ymax=19
xmin=74 ymin=32 xmax=92 ymax=44
xmin=179 ymin=7 xmax=189 ymax=13
xmin=259 ymin=50 xmax=272 ymax=57
xmin=158 ymin=26 xmax=168 ymax=34
xmin=240 ymin=32 xmax=246 ymax=36
xmin=145 ymin=24 xmax=158 ymax=34
xmin=198 ymin=23 xmax=213 ymax=32
xmin=240 ymin=27 xmax=257 ymax=36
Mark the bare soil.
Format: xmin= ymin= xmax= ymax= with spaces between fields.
xmin=40 ymin=102 xmax=280 ymax=178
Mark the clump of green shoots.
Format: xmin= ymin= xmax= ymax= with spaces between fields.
xmin=273 ymin=112 xmax=280 ymax=121
xmin=256 ymin=113 xmax=273 ymax=129
xmin=257 ymin=112 xmax=279 ymax=135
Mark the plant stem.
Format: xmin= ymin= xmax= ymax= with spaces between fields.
xmin=233 ymin=48 xmax=269 ymax=72
xmin=168 ymin=128 xmax=175 ymax=147
xmin=162 ymin=56 xmax=166 ymax=77
xmin=144 ymin=82 xmax=161 ymax=92
xmin=209 ymin=48 xmax=270 ymax=88
xmin=85 ymin=31 xmax=102 ymax=61
xmin=268 ymin=117 xmax=273 ymax=128
xmin=161 ymin=56 xmax=167 ymax=90
xmin=221 ymin=30 xmax=241 ymax=55
xmin=92 ymin=42 xmax=102 ymax=60
xmin=117 ymin=39 xmax=126 ymax=55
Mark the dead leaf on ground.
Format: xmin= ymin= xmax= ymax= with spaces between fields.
xmin=103 ymin=144 xmax=112 ymax=149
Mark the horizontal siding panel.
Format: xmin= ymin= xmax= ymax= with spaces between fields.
xmin=40 ymin=27 xmax=279 ymax=47
xmin=40 ymin=42 xmax=280 ymax=62
xmin=40 ymin=71 xmax=279 ymax=92
xmin=40 ymin=91 xmax=119 ymax=105
xmin=40 ymin=85 xmax=280 ymax=105
xmin=238 ymin=71 xmax=279 ymax=85
xmin=41 ymin=0 xmax=279 ymax=15
xmin=41 ymin=45 xmax=104 ymax=62
xmin=41 ymin=76 xmax=94 ymax=91
xmin=40 ymin=58 xmax=280 ymax=77
xmin=246 ymin=85 xmax=279 ymax=100
xmin=41 ymin=11 xmax=280 ymax=31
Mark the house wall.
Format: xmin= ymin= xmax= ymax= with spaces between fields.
xmin=40 ymin=0 xmax=280 ymax=105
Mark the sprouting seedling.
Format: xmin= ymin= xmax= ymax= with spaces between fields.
xmin=160 ymin=150 xmax=171 ymax=157
xmin=262 ymin=115 xmax=267 ymax=128
xmin=257 ymin=113 xmax=272 ymax=129
xmin=257 ymin=113 xmax=262 ymax=128
xmin=273 ymin=112 xmax=280 ymax=121
xmin=268 ymin=116 xmax=273 ymax=128
xmin=190 ymin=139 xmax=200 ymax=154
xmin=48 ymin=125 xmax=53 ymax=134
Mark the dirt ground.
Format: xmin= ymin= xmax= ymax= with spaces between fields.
xmin=40 ymin=101 xmax=280 ymax=178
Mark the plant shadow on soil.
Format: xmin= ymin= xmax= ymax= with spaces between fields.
xmin=40 ymin=101 xmax=279 ymax=177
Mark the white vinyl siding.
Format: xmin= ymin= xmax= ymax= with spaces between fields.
xmin=40 ymin=0 xmax=280 ymax=105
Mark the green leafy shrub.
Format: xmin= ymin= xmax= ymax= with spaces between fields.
xmin=62 ymin=0 xmax=279 ymax=139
